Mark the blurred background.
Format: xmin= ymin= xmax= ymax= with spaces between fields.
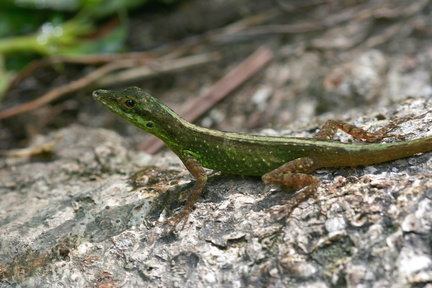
xmin=1 ymin=0 xmax=431 ymax=151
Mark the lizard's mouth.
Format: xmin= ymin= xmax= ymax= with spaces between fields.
xmin=92 ymin=89 xmax=116 ymax=106
xmin=92 ymin=89 xmax=108 ymax=101
xmin=92 ymin=89 xmax=120 ymax=114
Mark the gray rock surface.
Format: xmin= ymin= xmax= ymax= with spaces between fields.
xmin=2 ymin=101 xmax=432 ymax=287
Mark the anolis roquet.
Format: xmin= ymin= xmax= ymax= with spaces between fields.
xmin=93 ymin=87 xmax=432 ymax=228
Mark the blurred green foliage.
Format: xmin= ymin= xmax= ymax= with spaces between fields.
xmin=0 ymin=0 xmax=180 ymax=96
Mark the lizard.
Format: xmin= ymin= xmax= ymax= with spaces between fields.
xmin=93 ymin=86 xmax=432 ymax=228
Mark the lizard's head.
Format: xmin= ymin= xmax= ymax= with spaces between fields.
xmin=93 ymin=86 xmax=177 ymax=135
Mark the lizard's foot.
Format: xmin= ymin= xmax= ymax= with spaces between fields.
xmin=267 ymin=201 xmax=297 ymax=220
xmin=266 ymin=186 xmax=323 ymax=220
xmin=370 ymin=111 xmax=431 ymax=141
xmin=269 ymin=197 xmax=324 ymax=220
xmin=157 ymin=209 xmax=191 ymax=231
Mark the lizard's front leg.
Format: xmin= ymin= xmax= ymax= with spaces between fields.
xmin=161 ymin=155 xmax=207 ymax=229
xmin=262 ymin=157 xmax=322 ymax=219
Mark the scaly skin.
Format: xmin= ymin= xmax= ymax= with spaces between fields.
xmin=93 ymin=87 xmax=432 ymax=228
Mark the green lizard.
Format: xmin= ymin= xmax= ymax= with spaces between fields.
xmin=93 ymin=87 xmax=432 ymax=227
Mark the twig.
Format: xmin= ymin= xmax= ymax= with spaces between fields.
xmin=1 ymin=53 xmax=218 ymax=120
xmin=139 ymin=46 xmax=274 ymax=154
xmin=94 ymin=52 xmax=220 ymax=88
xmin=8 ymin=52 xmax=156 ymax=91
xmin=0 ymin=61 xmax=137 ymax=120
xmin=0 ymin=137 xmax=63 ymax=157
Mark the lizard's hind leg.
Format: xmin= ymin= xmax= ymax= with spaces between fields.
xmin=314 ymin=111 xmax=430 ymax=142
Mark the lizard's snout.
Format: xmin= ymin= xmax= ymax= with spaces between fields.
xmin=92 ymin=89 xmax=108 ymax=100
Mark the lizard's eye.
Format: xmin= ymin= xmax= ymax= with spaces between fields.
xmin=122 ymin=99 xmax=136 ymax=109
